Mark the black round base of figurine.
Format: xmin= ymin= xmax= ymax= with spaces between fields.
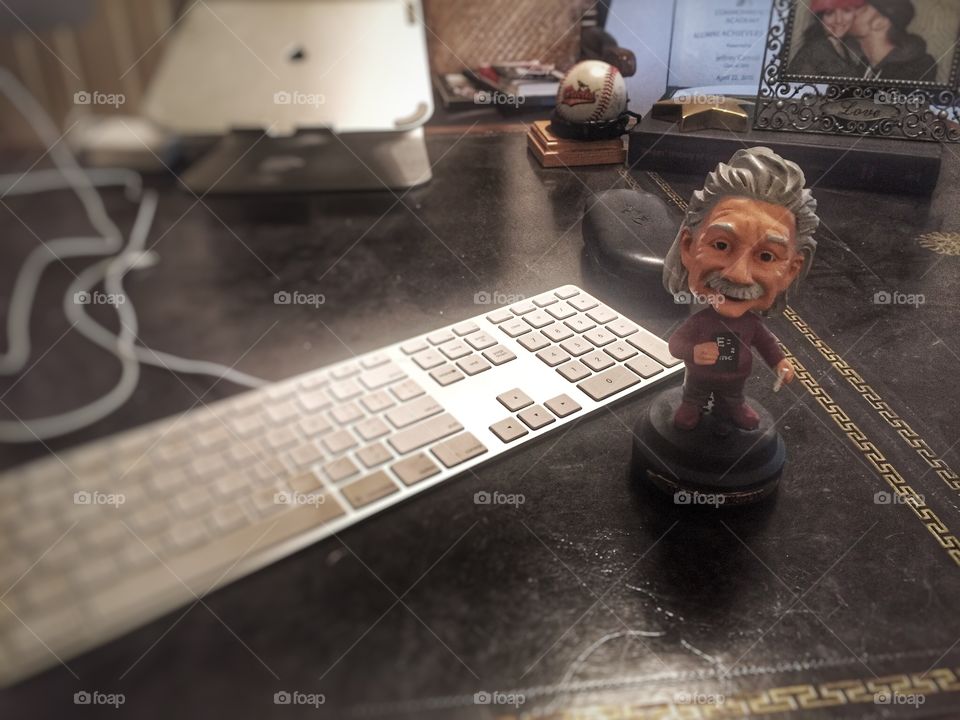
xmin=549 ymin=111 xmax=636 ymax=141
xmin=632 ymin=387 xmax=785 ymax=506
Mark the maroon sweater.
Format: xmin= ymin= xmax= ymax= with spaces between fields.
xmin=668 ymin=307 xmax=785 ymax=383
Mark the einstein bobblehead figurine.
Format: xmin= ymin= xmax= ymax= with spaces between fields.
xmin=662 ymin=147 xmax=820 ymax=432
xmin=632 ymin=148 xmax=820 ymax=504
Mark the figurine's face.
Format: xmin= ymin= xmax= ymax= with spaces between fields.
xmin=680 ymin=196 xmax=805 ymax=319
xmin=822 ymin=8 xmax=857 ymax=38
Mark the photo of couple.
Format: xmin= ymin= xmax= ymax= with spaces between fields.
xmin=787 ymin=0 xmax=944 ymax=82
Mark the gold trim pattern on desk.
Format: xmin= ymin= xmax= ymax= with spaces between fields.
xmin=501 ymin=666 xmax=960 ymax=718
xmin=784 ymin=307 xmax=960 ymax=498
xmin=783 ymin=347 xmax=960 ymax=566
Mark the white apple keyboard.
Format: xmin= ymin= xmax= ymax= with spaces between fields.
xmin=0 ymin=285 xmax=682 ymax=685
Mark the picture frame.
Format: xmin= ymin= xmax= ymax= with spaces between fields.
xmin=754 ymin=0 xmax=960 ymax=142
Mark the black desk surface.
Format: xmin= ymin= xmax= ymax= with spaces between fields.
xmin=2 ymin=127 xmax=960 ymax=719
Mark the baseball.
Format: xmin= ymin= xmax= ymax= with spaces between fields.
xmin=554 ymin=60 xmax=627 ymax=124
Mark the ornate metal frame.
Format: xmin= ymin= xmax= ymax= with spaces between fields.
xmin=754 ymin=0 xmax=960 ymax=142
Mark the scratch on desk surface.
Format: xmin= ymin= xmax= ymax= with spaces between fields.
xmin=559 ymin=629 xmax=666 ymax=688
xmin=680 ymin=638 xmax=722 ymax=667
xmin=626 ymin=583 xmax=685 ymax=621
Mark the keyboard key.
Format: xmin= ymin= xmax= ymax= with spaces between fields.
xmin=457 ymin=355 xmax=491 ymax=376
xmin=565 ymin=316 xmax=596 ymax=333
xmin=289 ymin=472 xmax=322 ymax=493
xmin=486 ymin=309 xmax=513 ymax=324
xmin=264 ymin=425 xmax=298 ymax=451
xmin=359 ymin=363 xmax=405 ymax=390
xmin=545 ymin=394 xmax=582 ymax=418
xmin=386 ymin=396 xmax=443 ymax=428
xmin=195 ymin=423 xmax=232 ymax=448
xmin=559 ymin=337 xmax=592 ymax=357
xmin=465 ymin=331 xmax=497 ymax=350
xmin=578 ymin=366 xmax=641 ymax=401
xmin=401 ymin=339 xmax=428 ymax=355
xmin=330 ymin=401 xmax=363 ymax=426
xmin=392 ymin=453 xmax=441 ymax=486
xmin=497 ymin=389 xmax=533 ymax=412
xmin=537 ymin=347 xmax=570 ymax=367
xmin=533 ymin=293 xmax=558 ymax=308
xmin=584 ymin=327 xmax=615 ymax=347
xmin=130 ymin=505 xmax=168 ymax=534
xmin=228 ymin=412 xmax=262 ymax=438
xmin=604 ymin=341 xmax=637 ymax=362
xmin=355 ymin=416 xmax=390 ymax=441
xmin=214 ymin=473 xmax=247 ymax=498
xmin=392 ymin=379 xmax=425 ymax=402
xmin=300 ymin=387 xmax=332 ymax=412
xmin=568 ymin=294 xmax=598 ymax=311
xmin=331 ymin=363 xmax=361 ymax=380
xmin=163 ymin=518 xmax=208 ymax=553
xmin=626 ymin=329 xmax=681 ymax=367
xmin=388 ymin=414 xmax=463 ymax=455
xmin=500 ymin=318 xmax=530 ymax=338
xmin=264 ymin=399 xmax=301 ymax=425
xmin=523 ymin=310 xmax=553 ymax=329
xmin=542 ymin=322 xmax=574 ymax=342
xmin=554 ymin=286 xmax=579 ymax=299
xmin=427 ymin=329 xmax=455 ymax=345
xmin=587 ymin=306 xmax=618 ymax=324
xmin=341 ymin=471 xmax=398 ymax=509
xmin=330 ymin=379 xmax=363 ymax=401
xmin=518 ymin=405 xmax=556 ymax=430
xmin=357 ymin=442 xmax=393 ymax=468
xmin=412 ymin=349 xmax=445 ymax=370
xmin=518 ymin=332 xmax=550 ymax=352
xmin=489 ymin=418 xmax=528 ymax=443
xmin=361 ymin=391 xmax=395 ymax=414
xmin=323 ymin=429 xmax=357 ymax=455
xmin=431 ymin=432 xmax=488 ymax=468
xmin=581 ymin=350 xmax=615 ymax=372
xmin=361 ymin=353 xmax=390 ymax=369
xmin=211 ymin=504 xmax=248 ymax=533
xmin=253 ymin=456 xmax=287 ymax=483
xmin=546 ymin=302 xmax=577 ymax=321
xmin=510 ymin=301 xmax=536 ymax=315
xmin=289 ymin=441 xmax=325 ymax=467
xmin=557 ymin=360 xmax=591 ymax=382
xmin=483 ymin=345 xmax=516 ymax=366
xmin=438 ymin=340 xmax=471 ymax=360
xmin=324 ymin=456 xmax=360 ymax=483
xmin=300 ymin=414 xmax=333 ymax=437
xmin=429 ymin=365 xmax=465 ymax=386
xmin=298 ymin=374 xmax=328 ymax=391
xmin=625 ymin=354 xmax=665 ymax=379
xmin=453 ymin=321 xmax=480 ymax=336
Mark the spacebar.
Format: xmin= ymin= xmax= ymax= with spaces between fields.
xmin=578 ymin=366 xmax=641 ymax=401
xmin=92 ymin=501 xmax=345 ymax=621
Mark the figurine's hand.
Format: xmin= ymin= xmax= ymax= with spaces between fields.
xmin=775 ymin=358 xmax=795 ymax=384
xmin=692 ymin=342 xmax=720 ymax=365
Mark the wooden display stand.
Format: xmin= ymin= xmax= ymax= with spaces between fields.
xmin=527 ymin=120 xmax=626 ymax=168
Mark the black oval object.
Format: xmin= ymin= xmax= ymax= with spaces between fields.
xmin=582 ymin=189 xmax=678 ymax=280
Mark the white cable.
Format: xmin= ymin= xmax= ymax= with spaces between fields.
xmin=0 ymin=194 xmax=150 ymax=442
xmin=0 ymin=69 xmax=266 ymax=443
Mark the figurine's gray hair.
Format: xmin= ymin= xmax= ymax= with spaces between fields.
xmin=663 ymin=147 xmax=820 ymax=314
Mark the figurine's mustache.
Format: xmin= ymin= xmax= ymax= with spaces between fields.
xmin=705 ymin=273 xmax=764 ymax=301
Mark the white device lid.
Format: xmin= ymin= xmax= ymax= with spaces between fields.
xmin=143 ymin=0 xmax=434 ymax=136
